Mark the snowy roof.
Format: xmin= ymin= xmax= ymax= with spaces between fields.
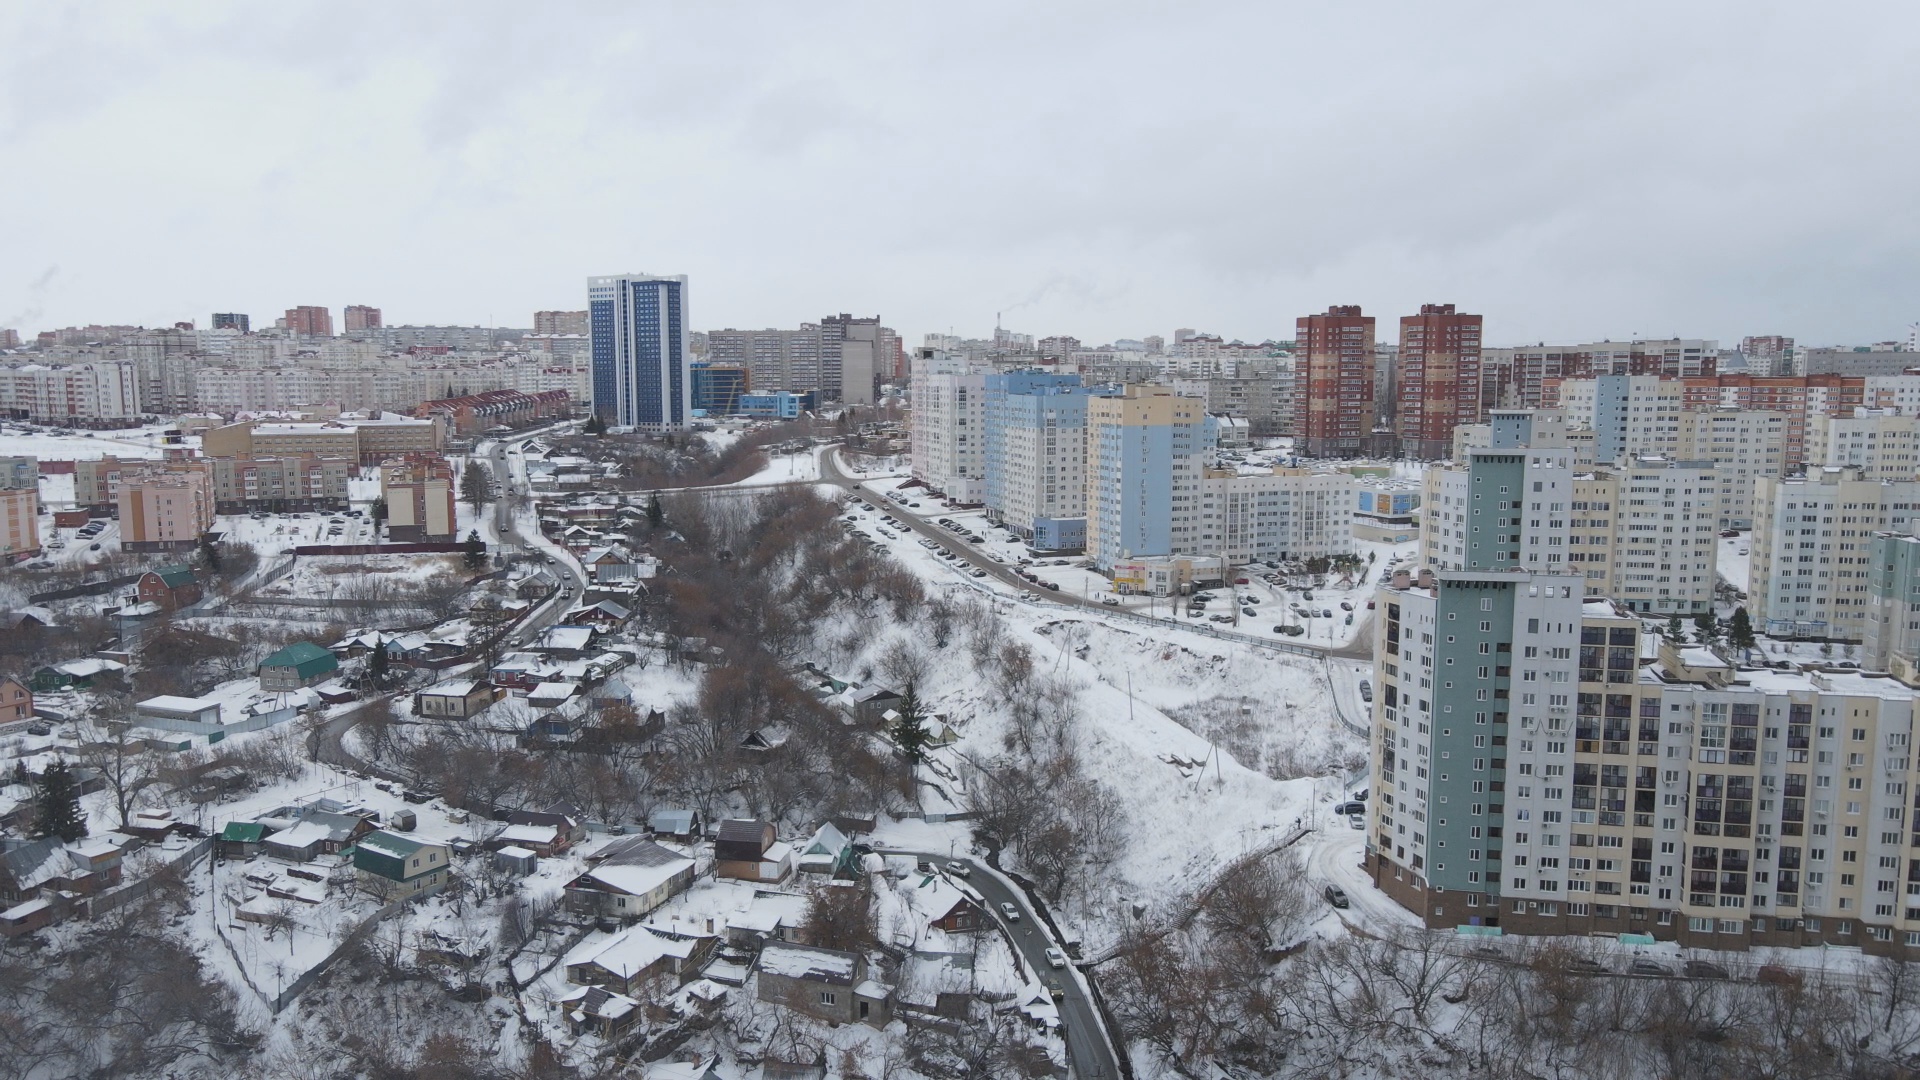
xmin=496 ymin=846 xmax=536 ymax=860
xmin=528 ymin=681 xmax=579 ymax=702
xmin=56 ymin=657 xmax=125 ymax=677
xmin=756 ymin=941 xmax=859 ymax=983
xmin=542 ymin=626 xmax=594 ymax=651
xmin=136 ymin=694 xmax=220 ymax=715
xmin=422 ymin=679 xmax=482 ymax=697
xmin=1 ymin=898 xmax=51 ymax=921
xmin=497 ymin=823 xmax=561 ymax=845
xmin=648 ymin=809 xmax=698 ymax=834
xmin=358 ymin=830 xmax=438 ymax=861
xmin=576 ymin=853 xmax=694 ymax=898
xmin=568 ymin=925 xmax=709 ymax=979
xmin=1680 ymin=646 xmax=1730 ymax=670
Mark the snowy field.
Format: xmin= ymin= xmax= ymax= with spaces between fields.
xmin=729 ymin=442 xmax=823 ymax=486
xmin=1717 ymin=530 xmax=1752 ymax=594
xmin=0 ymin=423 xmax=187 ymax=463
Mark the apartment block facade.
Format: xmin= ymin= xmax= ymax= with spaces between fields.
xmin=1751 ymin=469 xmax=1920 ymax=641
xmin=1810 ymin=409 xmax=1920 ymax=482
xmin=587 ymin=273 xmax=691 ymax=430
xmin=0 ymin=361 xmax=143 ymax=425
xmin=1294 ymin=306 xmax=1378 ymax=458
xmin=909 ymin=354 xmax=987 ymax=504
xmin=1371 ymin=571 xmax=1920 ymax=955
xmin=1198 ymin=467 xmax=1354 ymax=564
xmin=381 ymin=455 xmax=457 ymax=542
xmin=1086 ymin=385 xmax=1207 ymax=571
xmin=982 ymin=371 xmax=1112 ymax=551
xmin=1568 ymin=458 xmax=1720 ymax=615
xmin=1864 ymin=533 xmax=1920 ymax=686
xmin=284 ymin=306 xmax=334 ymax=338
xmin=118 ymin=466 xmax=214 ymax=552
xmin=1677 ymin=409 xmax=1788 ymax=529
xmin=207 ymin=454 xmax=352 ymax=513
xmin=0 ymin=487 xmax=39 ymax=563
xmin=1396 ymin=304 xmax=1485 ymax=460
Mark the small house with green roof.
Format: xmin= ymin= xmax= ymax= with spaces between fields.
xmin=258 ymin=641 xmax=339 ymax=691
xmin=352 ymin=830 xmax=452 ymax=898
xmin=217 ymin=821 xmax=272 ymax=859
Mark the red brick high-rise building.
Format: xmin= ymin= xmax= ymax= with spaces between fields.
xmin=1294 ymin=305 xmax=1377 ymax=458
xmin=343 ymin=305 xmax=382 ymax=332
xmin=1396 ymin=303 xmax=1484 ymax=460
xmin=283 ymin=306 xmax=333 ymax=338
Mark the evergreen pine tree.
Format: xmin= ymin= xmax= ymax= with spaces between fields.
xmin=583 ymin=414 xmax=607 ymax=436
xmin=460 ymin=460 xmax=494 ymax=512
xmin=463 ymin=530 xmax=486 ymax=570
xmin=1693 ymin=610 xmax=1720 ymax=645
xmin=1666 ymin=614 xmax=1685 ymax=641
xmin=35 ymin=759 xmax=87 ymax=842
xmin=891 ymin=682 xmax=929 ymax=766
xmin=199 ymin=533 xmax=221 ymax=573
xmin=647 ymin=493 xmax=664 ymax=528
xmin=1726 ymin=607 xmax=1757 ymax=652
xmin=369 ymin=638 xmax=390 ymax=684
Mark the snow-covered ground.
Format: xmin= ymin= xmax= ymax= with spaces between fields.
xmin=1717 ymin=530 xmax=1752 ymax=594
xmin=0 ymin=423 xmax=186 ymax=463
xmin=729 ymin=442 xmax=824 ymax=486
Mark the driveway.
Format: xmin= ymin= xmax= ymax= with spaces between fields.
xmin=884 ymin=850 xmax=1124 ymax=1080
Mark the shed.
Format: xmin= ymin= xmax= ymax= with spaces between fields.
xmin=494 ymin=846 xmax=538 ymax=876
xmin=258 ymin=641 xmax=340 ymax=691
xmin=217 ymin=821 xmax=271 ymax=860
xmin=648 ymin=808 xmax=701 ymax=841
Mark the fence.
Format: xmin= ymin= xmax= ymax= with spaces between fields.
xmin=270 ymin=893 xmax=413 ymax=1012
xmin=86 ymin=836 xmax=214 ymax=917
xmin=290 ymin=542 xmax=469 ymax=556
xmin=29 ymin=571 xmax=143 ymax=604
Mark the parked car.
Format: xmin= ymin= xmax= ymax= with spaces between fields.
xmin=1101 ymin=596 xmax=1120 ymax=606
xmin=1242 ymin=607 xmax=1257 ymax=617
xmin=946 ymin=861 xmax=971 ymax=878
xmin=1629 ymin=959 xmax=1674 ymax=977
xmin=1334 ymin=800 xmax=1365 ymax=816
xmin=1683 ymin=959 xmax=1730 ymax=980
xmin=1561 ymin=957 xmax=1609 ymax=975
xmin=1757 ymin=964 xmax=1802 ymax=986
xmin=1340 ymin=601 xmax=1354 ymax=611
xmin=1347 ymin=814 xmax=1365 ymax=830
xmin=999 ymin=902 xmax=1021 ymax=923
xmin=1359 ymin=680 xmax=1373 ymax=702
xmin=971 ymin=569 xmax=987 ymax=578
xmin=1279 ymin=625 xmax=1304 ymax=636
xmin=1301 ymin=591 xmax=1314 ymax=601
xmin=1324 ymin=885 xmax=1349 ymax=908
xmin=1045 ymin=582 xmax=1060 ymax=591
xmin=1045 ymin=947 xmax=1068 ymax=968
xmin=1321 ymin=609 xmax=1333 ymax=618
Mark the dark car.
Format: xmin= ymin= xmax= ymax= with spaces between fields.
xmin=1683 ymin=959 xmax=1730 ymax=980
xmin=1629 ymin=959 xmax=1674 ymax=977
xmin=1333 ymin=800 xmax=1365 ymax=816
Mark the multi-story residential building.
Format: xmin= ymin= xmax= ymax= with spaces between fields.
xmin=1086 ymin=385 xmax=1208 ymax=571
xmin=1420 ymin=415 xmax=1577 ymax=573
xmin=417 ymin=388 xmax=570 ymax=437
xmin=1740 ymin=335 xmax=1794 ymax=377
xmin=74 ymin=455 xmax=151 ymax=509
xmin=909 ymin=352 xmax=988 ymax=504
xmin=0 ymin=361 xmax=143 ymax=425
xmin=1169 ymin=373 xmax=1291 ymax=437
xmin=284 ymin=306 xmax=333 ymax=338
xmin=1396 ymin=304 xmax=1485 ymax=460
xmin=1810 ymin=408 xmax=1920 ymax=481
xmin=203 ymin=416 xmax=443 ymax=466
xmin=1491 ymin=339 xmax=1719 ymax=409
xmin=1798 ymin=347 xmax=1920 ymax=378
xmin=1569 ymin=458 xmax=1720 ymax=615
xmin=0 ymin=487 xmax=39 ymax=563
xmin=1198 ymin=467 xmax=1354 ymax=564
xmin=1863 ymin=532 xmax=1920 ymax=685
xmin=0 ymin=456 xmax=35 ymax=490
xmin=211 ymin=313 xmax=251 ymax=333
xmin=1295 ymin=305 xmax=1378 ymax=458
xmin=534 ymin=310 xmax=590 ymax=336
xmin=1751 ymin=467 xmax=1920 ymax=640
xmin=207 ymin=454 xmax=352 ymax=513
xmin=1677 ymin=409 xmax=1789 ymax=529
xmin=711 ymin=326 xmax=831 ymax=396
xmin=690 ymin=362 xmax=750 ymax=414
xmin=587 ymin=273 xmax=691 ymax=430
xmin=1370 ymin=569 xmax=1920 ymax=954
xmin=342 ymin=305 xmax=383 ymax=332
xmin=982 ymin=371 xmax=1111 ymax=551
xmin=1680 ymin=374 xmax=1869 ymax=467
xmin=1556 ymin=374 xmax=1687 ymax=465
xmin=821 ymin=313 xmax=885 ymax=406
xmin=117 ymin=465 xmax=214 ymax=552
xmin=380 ymin=455 xmax=457 ymax=542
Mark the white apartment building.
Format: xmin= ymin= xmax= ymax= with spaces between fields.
xmin=1751 ymin=467 xmax=1920 ymax=640
xmin=1810 ymin=408 xmax=1920 ymax=482
xmin=1198 ymin=467 xmax=1354 ymax=564
xmin=1569 ymin=458 xmax=1720 ymax=615
xmin=1677 ymin=409 xmax=1788 ymax=529
xmin=1863 ymin=374 xmax=1920 ymax=415
xmin=910 ymin=353 xmax=988 ymax=504
xmin=1420 ymin=447 xmax=1577 ymax=573
xmin=0 ymin=361 xmax=143 ymax=424
xmin=1556 ymin=374 xmax=1686 ymax=465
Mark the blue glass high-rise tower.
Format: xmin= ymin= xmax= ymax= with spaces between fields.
xmin=587 ymin=273 xmax=692 ymax=430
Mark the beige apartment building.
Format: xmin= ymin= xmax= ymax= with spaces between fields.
xmin=118 ymin=465 xmax=214 ymax=552
xmin=1 ymin=487 xmax=40 ymax=563
xmin=1750 ymin=468 xmax=1920 ymax=641
xmin=1566 ymin=458 xmax=1720 ymax=616
xmin=203 ymin=415 xmax=443 ymax=466
xmin=1678 ymin=409 xmax=1788 ymax=529
xmin=381 ymin=455 xmax=457 ymax=541
xmin=1810 ymin=408 xmax=1920 ymax=482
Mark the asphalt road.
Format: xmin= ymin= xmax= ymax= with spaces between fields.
xmin=823 ymin=449 xmax=1381 ymax=664
xmin=887 ymin=851 xmax=1123 ymax=1080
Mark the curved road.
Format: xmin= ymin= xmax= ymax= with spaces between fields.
xmin=886 ymin=851 xmax=1122 ymax=1080
xmin=821 ymin=449 xmax=1379 ymax=662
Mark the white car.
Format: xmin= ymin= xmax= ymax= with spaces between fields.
xmin=1000 ymin=902 xmax=1021 ymax=923
xmin=1045 ymin=947 xmax=1068 ymax=969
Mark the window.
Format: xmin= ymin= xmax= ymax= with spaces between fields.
xmin=819 ymin=991 xmax=838 ymax=1006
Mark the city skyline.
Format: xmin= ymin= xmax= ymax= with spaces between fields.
xmin=3 ymin=4 xmax=1917 ymax=347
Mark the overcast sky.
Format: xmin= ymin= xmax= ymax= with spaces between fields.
xmin=2 ymin=2 xmax=1916 ymax=348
